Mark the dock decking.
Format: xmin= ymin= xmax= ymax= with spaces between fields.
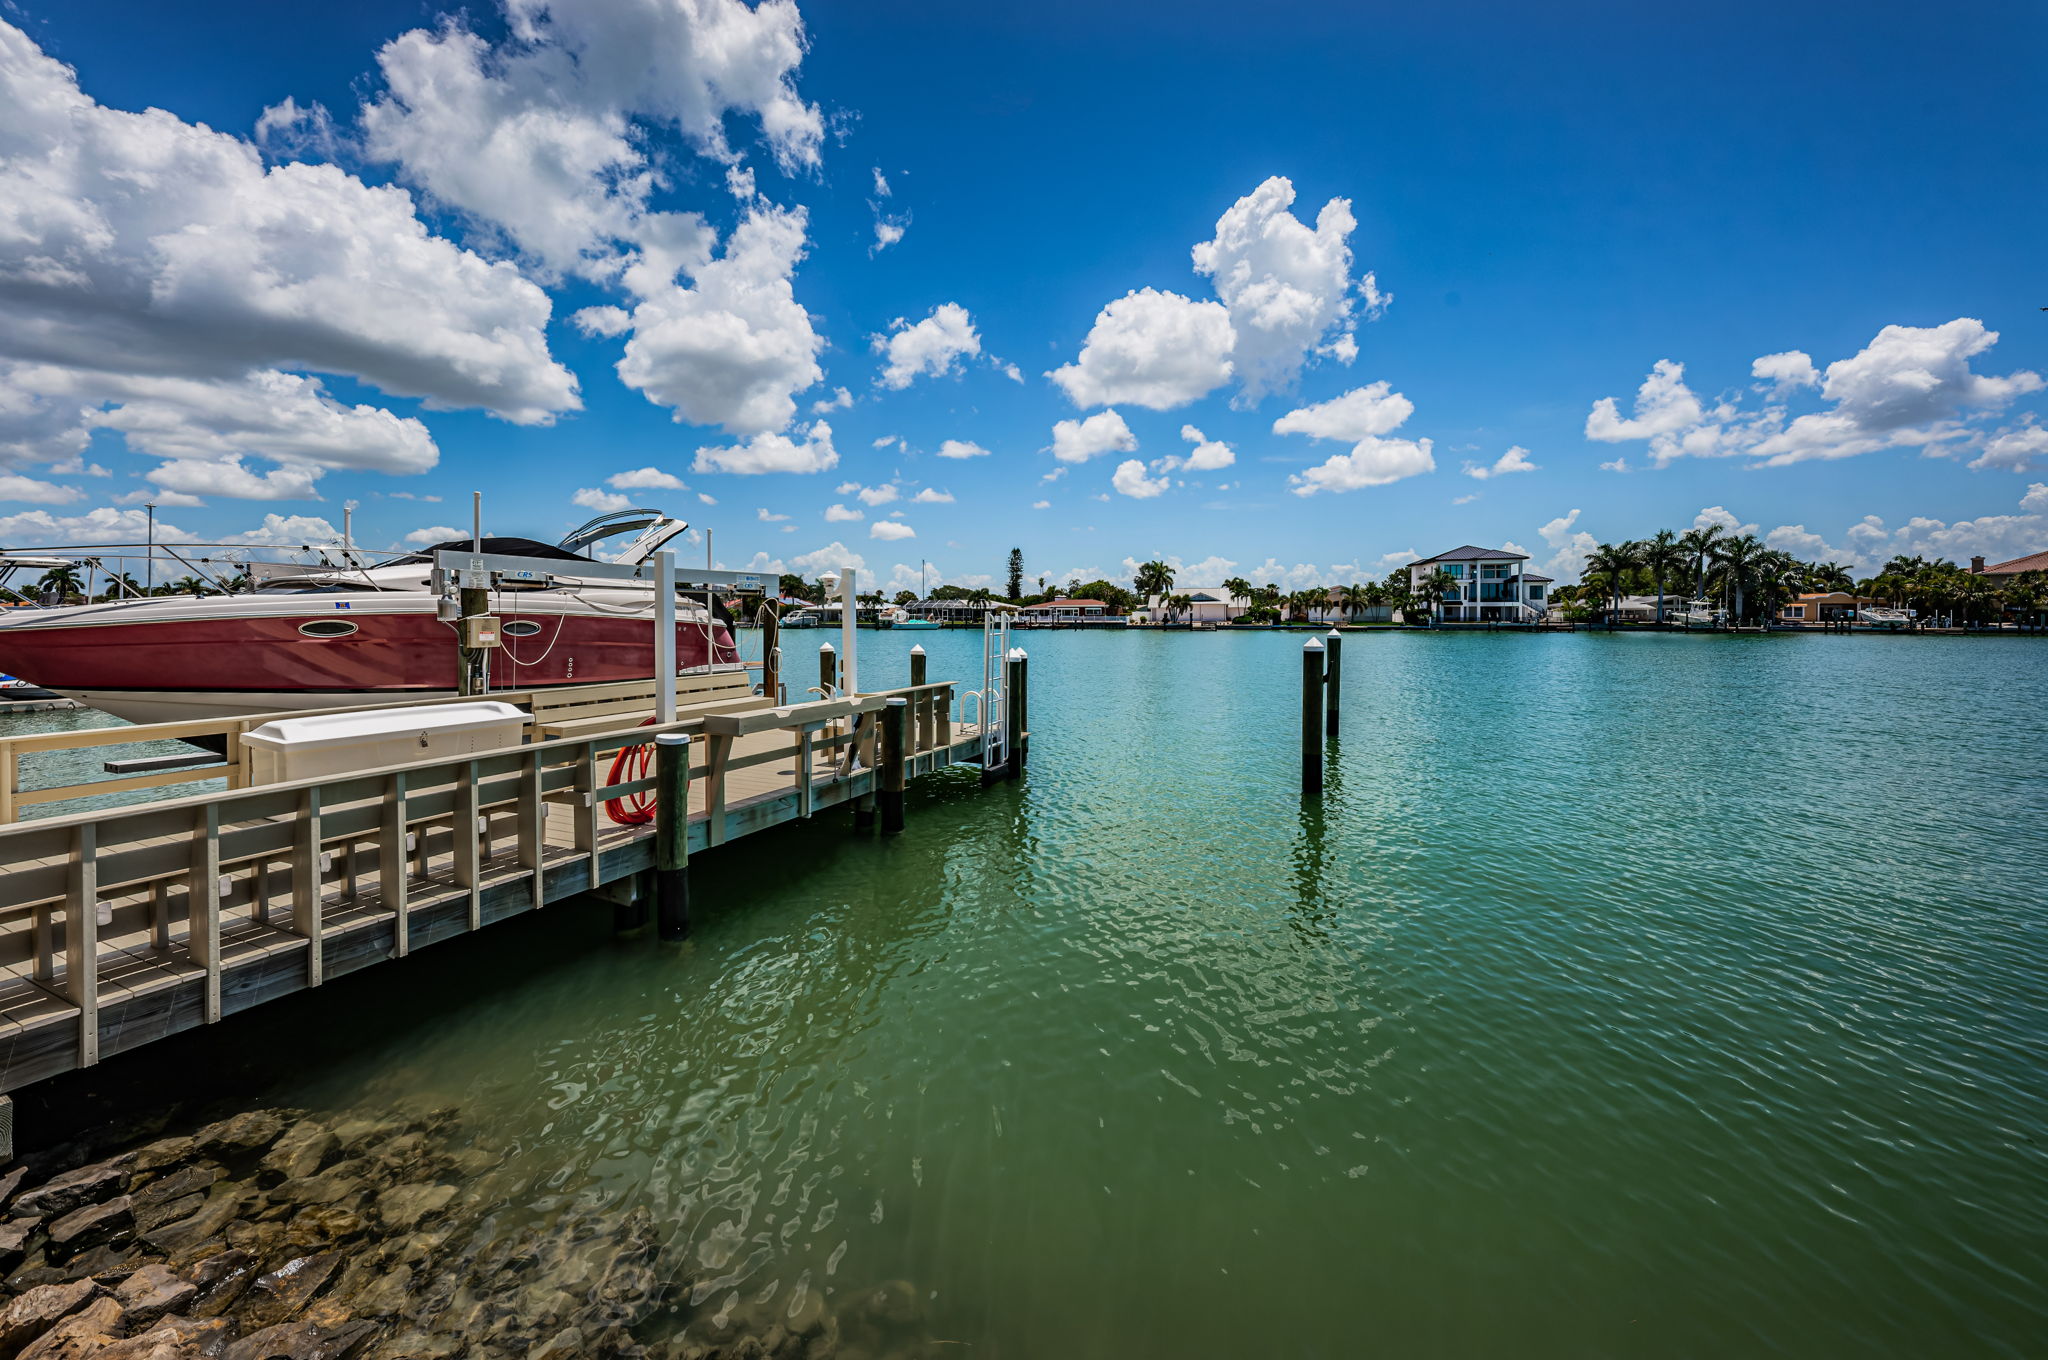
xmin=0 ymin=677 xmax=994 ymax=1095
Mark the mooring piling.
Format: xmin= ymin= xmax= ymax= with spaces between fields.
xmin=880 ymin=696 xmax=908 ymax=833
xmin=1302 ymin=638 xmax=1325 ymax=794
xmin=655 ymin=732 xmax=691 ymax=940
xmin=819 ymin=641 xmax=837 ymax=698
xmin=1324 ymin=629 xmax=1342 ymax=738
xmin=909 ymin=644 xmax=927 ymax=688
xmin=1006 ymin=647 xmax=1029 ymax=778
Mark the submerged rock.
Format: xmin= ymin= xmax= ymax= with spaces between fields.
xmin=259 ymin=1128 xmax=337 ymax=1186
xmin=238 ymin=1254 xmax=341 ymax=1330
xmin=193 ymin=1114 xmax=289 ymax=1161
xmin=372 ymin=1185 xmax=454 ymax=1233
xmin=115 ymin=1264 xmax=200 ymax=1329
xmin=45 ymin=1196 xmax=134 ymax=1262
xmin=14 ymin=1159 xmax=128 ymax=1221
xmin=95 ymin=1314 xmax=232 ymax=1360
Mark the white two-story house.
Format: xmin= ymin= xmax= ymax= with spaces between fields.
xmin=1408 ymin=546 xmax=1551 ymax=622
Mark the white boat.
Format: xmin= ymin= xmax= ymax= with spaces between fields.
xmin=1674 ymin=598 xmax=1724 ymax=628
xmin=1855 ymin=605 xmax=1913 ymax=627
xmin=0 ymin=509 xmax=743 ymax=724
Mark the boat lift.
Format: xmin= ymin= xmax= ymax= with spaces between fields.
xmin=428 ymin=546 xmax=768 ymax=724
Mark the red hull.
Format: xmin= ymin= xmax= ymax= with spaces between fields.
xmin=0 ymin=610 xmax=738 ymax=696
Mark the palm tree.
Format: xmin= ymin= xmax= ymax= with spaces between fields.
xmin=1637 ymin=529 xmax=1686 ymax=624
xmin=1679 ymin=524 xmax=1723 ymax=603
xmin=1413 ymin=568 xmax=1455 ymax=623
xmin=98 ymin=571 xmax=143 ymax=602
xmin=1166 ymin=592 xmax=1193 ymax=624
xmin=167 ymin=574 xmax=212 ymax=597
xmin=1708 ymin=534 xmax=1765 ymax=625
xmin=1808 ymin=561 xmax=1854 ymax=593
xmin=1581 ymin=541 xmax=1639 ymax=625
xmin=1133 ymin=559 xmax=1175 ymax=613
xmin=1222 ymin=576 xmax=1253 ymax=605
xmin=34 ymin=564 xmax=83 ymax=602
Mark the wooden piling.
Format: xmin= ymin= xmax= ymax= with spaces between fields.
xmin=1006 ymin=648 xmax=1029 ymax=778
xmin=1302 ymin=638 xmax=1325 ymax=794
xmin=1323 ymin=629 xmax=1341 ymax=738
xmin=655 ymin=733 xmax=691 ymax=940
xmin=819 ymin=642 xmax=837 ymax=698
xmin=909 ymin=644 xmax=927 ymax=688
xmin=879 ymin=696 xmax=908 ymax=834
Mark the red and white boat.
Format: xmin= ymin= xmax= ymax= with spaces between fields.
xmin=0 ymin=511 xmax=743 ymax=724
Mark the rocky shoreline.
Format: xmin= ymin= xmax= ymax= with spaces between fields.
xmin=0 ymin=1105 xmax=934 ymax=1360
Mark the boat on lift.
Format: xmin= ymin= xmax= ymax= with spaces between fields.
xmin=0 ymin=509 xmax=743 ymax=724
xmin=1674 ymin=598 xmax=1725 ymax=628
xmin=1853 ymin=604 xmax=1913 ymax=628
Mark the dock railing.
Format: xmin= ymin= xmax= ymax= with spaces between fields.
xmin=0 ymin=676 xmax=983 ymax=1090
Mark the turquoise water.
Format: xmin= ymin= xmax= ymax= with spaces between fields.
xmin=45 ymin=631 xmax=2048 ymax=1355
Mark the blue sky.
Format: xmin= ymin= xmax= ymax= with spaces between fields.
xmin=1 ymin=0 xmax=2044 ymax=593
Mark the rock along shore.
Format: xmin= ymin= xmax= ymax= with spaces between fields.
xmin=0 ymin=1105 xmax=935 ymax=1360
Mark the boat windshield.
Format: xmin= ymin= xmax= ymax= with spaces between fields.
xmin=250 ymin=582 xmax=367 ymax=595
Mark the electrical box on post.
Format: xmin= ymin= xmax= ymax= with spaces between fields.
xmin=462 ymin=615 xmax=501 ymax=648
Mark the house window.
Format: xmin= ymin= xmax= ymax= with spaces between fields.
xmin=1785 ymin=606 xmax=1804 ymax=618
xmin=1529 ymin=585 xmax=1545 ymax=601
xmin=1442 ymin=563 xmax=1466 ymax=578
xmin=1479 ymin=563 xmax=1508 ymax=581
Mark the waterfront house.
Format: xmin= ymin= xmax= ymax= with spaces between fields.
xmin=1969 ymin=550 xmax=2048 ymax=581
xmin=1408 ymin=547 xmax=1549 ymax=622
xmin=1138 ymin=586 xmax=1248 ymax=624
xmin=1021 ymin=597 xmax=1109 ymax=623
xmin=1778 ymin=591 xmax=1869 ymax=625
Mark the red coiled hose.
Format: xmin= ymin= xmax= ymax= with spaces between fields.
xmin=604 ymin=719 xmax=658 ymax=825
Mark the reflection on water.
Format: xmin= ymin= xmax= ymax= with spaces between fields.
xmin=24 ymin=630 xmax=2048 ymax=1356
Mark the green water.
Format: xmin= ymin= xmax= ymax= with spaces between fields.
xmin=35 ymin=631 xmax=2048 ymax=1356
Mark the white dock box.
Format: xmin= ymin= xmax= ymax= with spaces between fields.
xmin=241 ymin=702 xmax=528 ymax=784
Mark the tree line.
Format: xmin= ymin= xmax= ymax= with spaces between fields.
xmin=1552 ymin=526 xmax=2047 ymax=627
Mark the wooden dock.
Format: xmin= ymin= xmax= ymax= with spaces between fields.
xmin=0 ymin=671 xmax=1003 ymax=1096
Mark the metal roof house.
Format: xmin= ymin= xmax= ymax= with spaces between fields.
xmin=1138 ymin=587 xmax=1247 ymax=624
xmin=1408 ymin=546 xmax=1551 ymax=623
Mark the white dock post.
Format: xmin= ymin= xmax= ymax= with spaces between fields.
xmin=655 ymin=550 xmax=677 ymax=725
xmin=840 ymin=568 xmax=858 ymax=695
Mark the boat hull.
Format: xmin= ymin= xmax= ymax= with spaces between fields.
xmin=0 ymin=595 xmax=740 ymax=723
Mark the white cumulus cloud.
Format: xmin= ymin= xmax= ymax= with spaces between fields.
xmin=1177 ymin=425 xmax=1236 ymax=471
xmin=1111 ymin=459 xmax=1168 ymax=499
xmin=870 ymin=520 xmax=915 ymax=540
xmin=1588 ymin=320 xmax=2044 ymax=469
xmin=1463 ymin=445 xmax=1538 ymax=480
xmin=1047 ymin=289 xmax=1233 ymax=410
xmin=936 ymin=439 xmax=989 ymax=460
xmin=1050 ymin=410 xmax=1138 ymax=464
xmin=873 ymin=303 xmax=981 ymax=390
xmin=607 ymin=467 xmax=686 ymax=490
xmin=1276 ymin=383 xmax=1434 ymax=495
xmin=693 ymin=419 xmax=838 ymax=475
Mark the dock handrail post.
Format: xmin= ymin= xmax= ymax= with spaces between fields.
xmin=819 ymin=642 xmax=837 ymax=698
xmin=758 ymin=602 xmax=781 ymax=703
xmin=1324 ymin=628 xmax=1342 ymax=738
xmin=879 ymin=696 xmax=908 ymax=834
xmin=1005 ymin=647 xmax=1029 ymax=778
xmin=655 ymin=551 xmax=677 ymax=725
xmin=655 ymin=732 xmax=691 ymax=940
xmin=1302 ymin=638 xmax=1325 ymax=795
xmin=909 ymin=644 xmax=927 ymax=688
